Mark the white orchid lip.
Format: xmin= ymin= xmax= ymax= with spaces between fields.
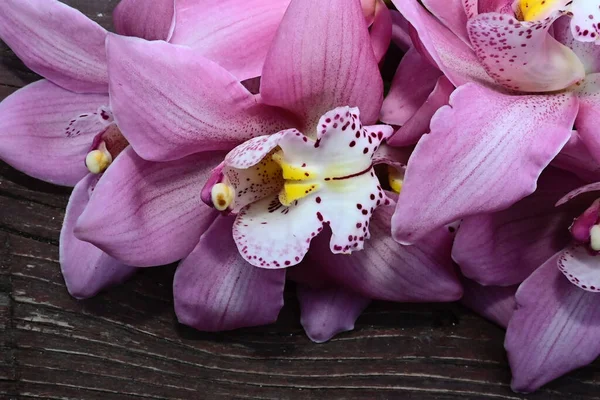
xmin=203 ymin=106 xmax=395 ymax=269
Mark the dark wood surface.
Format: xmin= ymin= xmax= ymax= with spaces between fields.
xmin=1 ymin=1 xmax=599 ymax=399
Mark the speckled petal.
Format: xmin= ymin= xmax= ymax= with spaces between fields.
xmin=392 ymin=83 xmax=578 ymax=245
xmin=570 ymin=0 xmax=600 ymax=43
xmin=233 ymin=194 xmax=324 ymax=268
xmin=468 ymin=12 xmax=585 ymax=92
xmin=558 ymin=245 xmax=600 ymax=292
xmin=223 ymin=131 xmax=292 ymax=212
xmin=224 ymin=132 xmax=288 ymax=169
xmin=554 ymin=16 xmax=600 ymax=75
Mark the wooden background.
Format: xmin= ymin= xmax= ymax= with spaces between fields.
xmin=1 ymin=1 xmax=599 ymax=399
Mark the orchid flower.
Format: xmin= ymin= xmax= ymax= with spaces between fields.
xmin=72 ymin=0 xmax=462 ymax=339
xmin=386 ymin=0 xmax=600 ymax=247
xmin=448 ymin=160 xmax=600 ymax=391
xmin=0 ymin=0 xmax=297 ymax=299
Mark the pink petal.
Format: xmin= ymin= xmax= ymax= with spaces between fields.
xmin=460 ymin=278 xmax=517 ymax=328
xmin=306 ymin=202 xmax=463 ymax=302
xmin=174 ymin=216 xmax=286 ymax=331
xmin=0 ymin=80 xmax=109 ymax=186
xmin=422 ymin=0 xmax=470 ymax=44
xmin=170 ymin=0 xmax=291 ymax=81
xmin=558 ymin=245 xmax=600 ymax=292
xmin=60 ymin=174 xmax=136 ymax=299
xmin=477 ymin=0 xmax=517 ymax=14
xmin=392 ymin=83 xmax=578 ymax=245
xmin=392 ymin=0 xmax=494 ymax=87
xmin=0 ymin=0 xmax=108 ymax=93
xmin=388 ymin=75 xmax=454 ymax=147
xmin=369 ymin=0 xmax=393 ymax=63
xmin=574 ymin=73 xmax=600 ymax=165
xmin=260 ymin=0 xmax=383 ymax=130
xmin=554 ymin=16 xmax=600 ymax=75
xmin=380 ymin=47 xmax=442 ymax=127
xmin=557 ymin=181 xmax=600 ymax=206
xmin=297 ymin=285 xmax=370 ymax=343
xmin=113 ymin=0 xmax=175 ymax=41
xmin=75 ymin=148 xmax=224 ymax=267
xmin=505 ymin=253 xmax=600 ymax=392
xmin=390 ymin=10 xmax=412 ymax=51
xmin=468 ymin=12 xmax=585 ymax=92
xmin=569 ymin=199 xmax=600 ymax=243
xmin=453 ymin=168 xmax=585 ymax=286
xmin=106 ymin=34 xmax=291 ymax=161
xmin=553 ymin=131 xmax=600 ymax=182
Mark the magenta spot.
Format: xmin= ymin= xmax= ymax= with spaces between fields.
xmin=356 ymin=204 xmax=363 ymax=209
xmin=316 ymin=197 xmax=321 ymax=203
xmin=317 ymin=212 xmax=324 ymax=221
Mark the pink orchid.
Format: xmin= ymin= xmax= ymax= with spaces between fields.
xmin=386 ymin=0 xmax=600 ymax=246
xmin=0 ymin=0 xmax=296 ymax=299
xmin=449 ymin=158 xmax=600 ymax=392
xmin=72 ymin=0 xmax=462 ymax=339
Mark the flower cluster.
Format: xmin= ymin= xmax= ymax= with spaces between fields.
xmin=1 ymin=0 xmax=600 ymax=392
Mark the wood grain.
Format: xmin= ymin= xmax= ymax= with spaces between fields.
xmin=1 ymin=1 xmax=599 ymax=399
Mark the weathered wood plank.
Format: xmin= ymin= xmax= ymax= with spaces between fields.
xmin=1 ymin=1 xmax=599 ymax=399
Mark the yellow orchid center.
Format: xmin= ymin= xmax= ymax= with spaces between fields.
xmin=518 ymin=0 xmax=561 ymax=21
xmin=85 ymin=142 xmax=112 ymax=174
xmin=272 ymin=150 xmax=321 ymax=206
xmin=388 ymin=166 xmax=404 ymax=194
